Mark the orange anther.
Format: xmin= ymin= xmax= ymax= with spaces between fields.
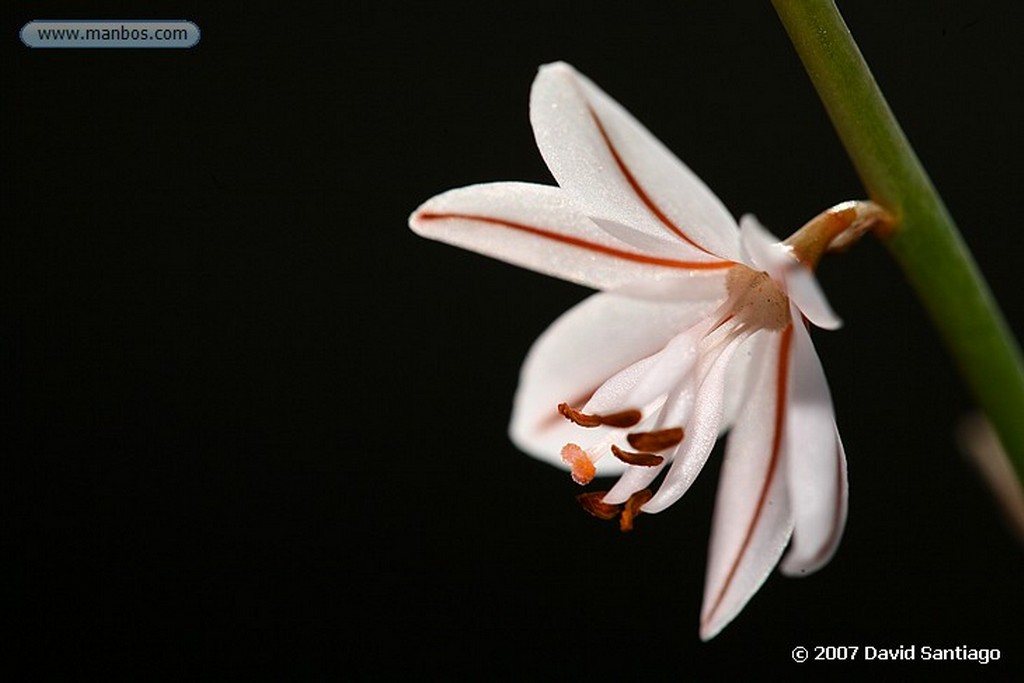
xmin=560 ymin=443 xmax=596 ymax=485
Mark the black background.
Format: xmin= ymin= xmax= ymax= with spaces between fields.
xmin=6 ymin=1 xmax=1023 ymax=677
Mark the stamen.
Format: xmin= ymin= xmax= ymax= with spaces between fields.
xmin=619 ymin=489 xmax=653 ymax=532
xmin=576 ymin=489 xmax=655 ymax=532
xmin=577 ymin=491 xmax=621 ymax=520
xmin=610 ymin=444 xmax=664 ymax=467
xmin=627 ymin=427 xmax=684 ymax=452
xmin=560 ymin=443 xmax=596 ymax=485
xmin=558 ymin=403 xmax=641 ymax=428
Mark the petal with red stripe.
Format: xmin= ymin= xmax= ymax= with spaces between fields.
xmin=530 ymin=62 xmax=741 ymax=262
xmin=411 ymin=182 xmax=732 ymax=292
xmin=700 ymin=327 xmax=795 ymax=641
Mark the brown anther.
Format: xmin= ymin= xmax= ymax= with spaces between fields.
xmin=558 ymin=403 xmax=641 ymax=428
xmin=576 ymin=491 xmax=621 ymax=521
xmin=627 ymin=427 xmax=684 ymax=452
xmin=610 ymin=444 xmax=664 ymax=467
xmin=619 ymin=489 xmax=653 ymax=532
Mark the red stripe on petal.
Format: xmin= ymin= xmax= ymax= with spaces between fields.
xmin=417 ymin=211 xmax=732 ymax=271
xmin=588 ymin=107 xmax=717 ymax=256
xmin=702 ymin=324 xmax=794 ymax=630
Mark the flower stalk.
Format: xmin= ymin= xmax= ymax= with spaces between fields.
xmin=772 ymin=0 xmax=1024 ymax=491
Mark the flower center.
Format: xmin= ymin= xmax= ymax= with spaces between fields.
xmin=725 ymin=266 xmax=790 ymax=331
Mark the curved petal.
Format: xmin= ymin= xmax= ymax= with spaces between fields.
xmin=585 ymin=314 xmax=716 ymax=415
xmin=782 ymin=265 xmax=842 ymax=331
xmin=600 ymin=348 xmax=705 ymax=505
xmin=611 ymin=270 xmax=732 ymax=303
xmin=643 ymin=328 xmax=752 ymax=513
xmin=411 ymin=182 xmax=732 ymax=291
xmin=603 ymin=322 xmax=761 ymax=506
xmin=779 ymin=311 xmax=848 ymax=576
xmin=739 ymin=216 xmax=841 ymax=330
xmin=509 ymin=290 xmax=719 ymax=475
xmin=699 ymin=327 xmax=795 ymax=642
xmin=720 ymin=330 xmax=766 ymax=433
xmin=587 ymin=217 xmax=714 ymax=261
xmin=530 ymin=62 xmax=741 ymax=262
xmin=737 ymin=214 xmax=788 ymax=276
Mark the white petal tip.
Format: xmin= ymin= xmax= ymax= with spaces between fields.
xmin=699 ymin=603 xmax=741 ymax=641
xmin=698 ymin=622 xmax=723 ymax=642
xmin=407 ymin=194 xmax=446 ymax=238
xmin=538 ymin=60 xmax=573 ymax=75
xmin=778 ymin=557 xmax=828 ymax=578
xmin=805 ymin=302 xmax=843 ymax=331
xmin=819 ymin=316 xmax=843 ymax=331
xmin=533 ymin=62 xmax=577 ymax=94
xmin=408 ymin=207 xmax=429 ymax=236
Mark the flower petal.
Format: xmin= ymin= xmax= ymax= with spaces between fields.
xmin=737 ymin=214 xmax=788 ymax=276
xmin=739 ymin=216 xmax=841 ymax=330
xmin=779 ymin=310 xmax=848 ymax=576
xmin=642 ymin=327 xmax=754 ymax=513
xmin=410 ymin=182 xmax=732 ymax=291
xmin=590 ymin=216 xmax=722 ymax=262
xmin=699 ymin=327 xmax=795 ymax=641
xmin=530 ymin=62 xmax=741 ymax=262
xmin=599 ymin=346 xmax=704 ymax=505
xmin=509 ymin=290 xmax=719 ymax=475
xmin=720 ymin=330 xmax=761 ymax=432
xmin=585 ymin=314 xmax=715 ymax=415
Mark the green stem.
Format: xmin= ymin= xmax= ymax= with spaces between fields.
xmin=772 ymin=0 xmax=1024 ymax=490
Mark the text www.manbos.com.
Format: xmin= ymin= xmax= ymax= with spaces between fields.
xmin=37 ymin=26 xmax=188 ymax=41
xmin=21 ymin=21 xmax=200 ymax=49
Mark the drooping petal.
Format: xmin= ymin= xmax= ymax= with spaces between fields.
xmin=584 ymin=314 xmax=715 ymax=415
xmin=530 ymin=62 xmax=741 ymax=262
xmin=509 ymin=290 xmax=720 ymax=474
xmin=720 ymin=329 xmax=762 ymax=433
xmin=700 ymin=327 xmax=795 ymax=642
xmin=642 ymin=327 xmax=753 ymax=513
xmin=410 ymin=182 xmax=732 ymax=291
xmin=602 ymin=322 xmax=760 ymax=506
xmin=779 ymin=311 xmax=848 ymax=576
xmin=737 ymin=214 xmax=794 ymax=278
xmin=738 ymin=216 xmax=841 ymax=330
xmin=781 ymin=265 xmax=842 ymax=331
xmin=600 ymin=353 xmax=699 ymax=504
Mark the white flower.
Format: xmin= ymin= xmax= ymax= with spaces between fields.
xmin=410 ymin=62 xmax=859 ymax=640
